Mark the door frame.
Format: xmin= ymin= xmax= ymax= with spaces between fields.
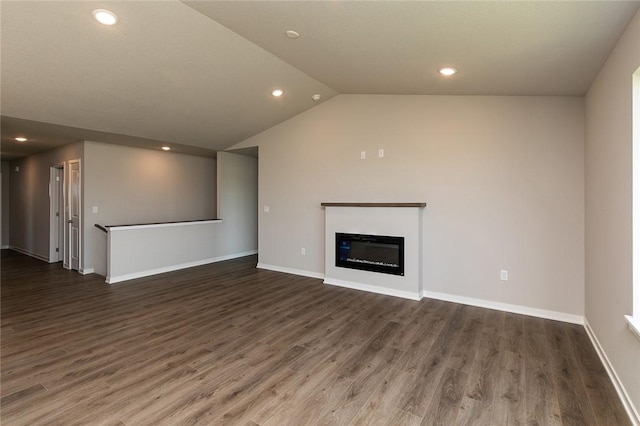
xmin=65 ymin=159 xmax=81 ymax=271
xmin=49 ymin=163 xmax=65 ymax=263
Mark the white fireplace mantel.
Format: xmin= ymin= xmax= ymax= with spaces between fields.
xmin=322 ymin=202 xmax=426 ymax=300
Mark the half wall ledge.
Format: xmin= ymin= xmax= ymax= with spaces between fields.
xmin=321 ymin=202 xmax=426 ymax=208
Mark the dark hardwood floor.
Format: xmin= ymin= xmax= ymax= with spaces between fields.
xmin=0 ymin=249 xmax=630 ymax=425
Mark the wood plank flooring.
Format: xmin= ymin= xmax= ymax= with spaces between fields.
xmin=0 ymin=249 xmax=630 ymax=425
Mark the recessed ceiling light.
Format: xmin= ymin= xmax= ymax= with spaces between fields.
xmin=93 ymin=9 xmax=118 ymax=26
xmin=312 ymin=94 xmax=321 ymax=102
xmin=15 ymin=137 xmax=27 ymax=142
xmin=162 ymin=146 xmax=171 ymax=151
xmin=285 ymin=30 xmax=300 ymax=39
xmin=272 ymin=89 xmax=284 ymax=97
xmin=439 ymin=67 xmax=458 ymax=76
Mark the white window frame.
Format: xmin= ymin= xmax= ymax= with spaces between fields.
xmin=627 ymin=67 xmax=640 ymax=339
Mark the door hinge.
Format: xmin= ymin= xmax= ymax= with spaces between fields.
xmin=56 ymin=212 xmax=60 ymax=217
xmin=56 ymin=248 xmax=59 ymax=252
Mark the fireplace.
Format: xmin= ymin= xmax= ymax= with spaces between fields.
xmin=323 ymin=203 xmax=425 ymax=300
xmin=336 ymin=233 xmax=404 ymax=276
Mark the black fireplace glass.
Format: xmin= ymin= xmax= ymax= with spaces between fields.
xmin=335 ymin=233 xmax=404 ymax=276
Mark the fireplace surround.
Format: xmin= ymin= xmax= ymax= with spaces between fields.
xmin=322 ymin=202 xmax=425 ymax=300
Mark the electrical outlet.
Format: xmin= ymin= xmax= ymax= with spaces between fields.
xmin=92 ymin=206 xmax=98 ymax=214
xmin=500 ymin=270 xmax=509 ymax=281
xmin=360 ymin=151 xmax=366 ymax=159
xmin=263 ymin=206 xmax=270 ymax=213
xmin=301 ymin=248 xmax=306 ymax=255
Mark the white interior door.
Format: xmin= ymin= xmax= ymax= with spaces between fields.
xmin=68 ymin=159 xmax=81 ymax=271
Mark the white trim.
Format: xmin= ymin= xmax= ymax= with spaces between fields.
xmin=325 ymin=277 xmax=422 ymax=301
xmin=254 ymin=265 xmax=584 ymax=314
xmin=66 ymin=158 xmax=82 ymax=271
xmin=625 ymin=315 xmax=640 ymax=340
xmin=422 ymin=290 xmax=584 ymax=325
xmin=633 ymin=69 xmax=640 ymax=333
xmin=1 ymin=245 xmax=9 ymax=249
xmin=584 ymin=319 xmax=640 ymax=426
xmin=256 ymin=263 xmax=324 ymax=280
xmin=80 ymin=268 xmax=94 ymax=275
xmin=49 ymin=164 xmax=64 ymax=263
xmin=9 ymin=246 xmax=50 ymax=263
xmin=62 ymin=161 xmax=68 ymax=267
xmin=108 ymin=219 xmax=222 ymax=232
xmin=107 ymin=250 xmax=257 ymax=284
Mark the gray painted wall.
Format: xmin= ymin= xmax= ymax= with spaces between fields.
xmin=230 ymin=94 xmax=586 ymax=317
xmin=1 ymin=160 xmax=10 ymax=248
xmin=585 ymin=9 xmax=640 ymax=418
xmin=7 ymin=140 xmax=255 ymax=280
xmin=8 ymin=142 xmax=83 ymax=260
xmin=83 ymin=141 xmax=217 ymax=276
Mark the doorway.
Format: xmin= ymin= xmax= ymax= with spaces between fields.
xmin=49 ymin=164 xmax=64 ymax=262
xmin=67 ymin=159 xmax=81 ymax=271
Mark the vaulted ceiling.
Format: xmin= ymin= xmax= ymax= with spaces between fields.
xmin=2 ymin=1 xmax=639 ymax=160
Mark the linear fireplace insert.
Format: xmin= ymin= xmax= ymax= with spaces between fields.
xmin=336 ymin=233 xmax=404 ymax=276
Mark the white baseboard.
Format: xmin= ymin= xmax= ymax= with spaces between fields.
xmin=80 ymin=268 xmax=94 ymax=275
xmin=583 ymin=319 xmax=640 ymax=426
xmin=325 ymin=278 xmax=422 ymax=301
xmin=1 ymin=245 xmax=9 ymax=249
xmin=256 ymin=263 xmax=325 ymax=280
xmin=422 ymin=290 xmax=584 ymax=325
xmin=9 ymin=246 xmax=50 ymax=263
xmin=254 ymin=264 xmax=584 ymax=321
xmin=107 ymin=250 xmax=257 ymax=284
